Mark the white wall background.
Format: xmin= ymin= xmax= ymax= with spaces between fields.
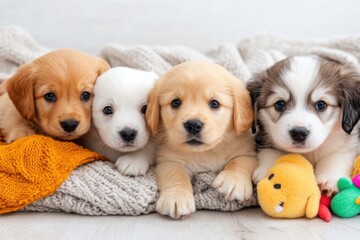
xmin=0 ymin=0 xmax=359 ymax=53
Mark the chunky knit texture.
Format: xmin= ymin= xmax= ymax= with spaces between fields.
xmin=0 ymin=26 xmax=359 ymax=215
xmin=0 ymin=135 xmax=106 ymax=214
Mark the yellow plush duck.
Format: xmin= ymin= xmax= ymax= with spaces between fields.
xmin=257 ymin=154 xmax=321 ymax=219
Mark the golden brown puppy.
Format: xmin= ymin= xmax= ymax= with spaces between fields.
xmin=146 ymin=61 xmax=258 ymax=219
xmin=0 ymin=49 xmax=110 ymax=143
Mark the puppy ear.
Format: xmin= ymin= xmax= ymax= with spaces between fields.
xmin=246 ymin=76 xmax=262 ymax=134
xmin=146 ymin=84 xmax=160 ymax=135
xmin=232 ymin=77 xmax=254 ymax=134
xmin=340 ymin=67 xmax=360 ymax=134
xmin=95 ymin=57 xmax=110 ymax=76
xmin=6 ymin=63 xmax=36 ymax=121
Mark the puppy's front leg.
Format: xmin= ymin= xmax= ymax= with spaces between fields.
xmin=115 ymin=140 xmax=156 ymax=176
xmin=2 ymin=103 xmax=35 ymax=143
xmin=315 ymin=151 xmax=356 ymax=196
xmin=213 ymin=156 xmax=257 ymax=201
xmin=155 ymin=161 xmax=195 ymax=219
xmin=252 ymin=148 xmax=285 ymax=183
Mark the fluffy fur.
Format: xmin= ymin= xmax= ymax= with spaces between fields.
xmin=247 ymin=56 xmax=360 ymax=195
xmin=146 ymin=61 xmax=257 ymax=219
xmin=80 ymin=67 xmax=157 ymax=176
xmin=0 ymin=49 xmax=110 ymax=143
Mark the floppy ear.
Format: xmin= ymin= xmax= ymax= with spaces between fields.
xmin=232 ymin=77 xmax=254 ymax=135
xmin=95 ymin=57 xmax=110 ymax=76
xmin=246 ymin=76 xmax=263 ymax=134
xmin=340 ymin=68 xmax=360 ymax=134
xmin=6 ymin=63 xmax=37 ymax=121
xmin=146 ymin=84 xmax=160 ymax=135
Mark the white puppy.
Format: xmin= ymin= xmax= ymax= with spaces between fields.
xmin=80 ymin=67 xmax=158 ymax=176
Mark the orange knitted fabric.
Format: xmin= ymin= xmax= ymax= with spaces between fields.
xmin=0 ymin=135 xmax=107 ymax=214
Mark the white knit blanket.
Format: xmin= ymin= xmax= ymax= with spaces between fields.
xmin=1 ymin=26 xmax=360 ymax=215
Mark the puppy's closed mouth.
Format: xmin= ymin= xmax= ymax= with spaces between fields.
xmin=292 ymin=141 xmax=306 ymax=147
xmin=185 ymin=139 xmax=203 ymax=146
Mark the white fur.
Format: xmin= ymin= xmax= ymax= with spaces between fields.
xmin=80 ymin=67 xmax=158 ymax=176
xmin=253 ymin=57 xmax=359 ymax=194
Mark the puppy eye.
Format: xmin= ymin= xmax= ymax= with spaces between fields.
xmin=209 ymin=100 xmax=220 ymax=109
xmin=268 ymin=173 xmax=274 ymax=180
xmin=141 ymin=104 xmax=147 ymax=114
xmin=275 ymin=100 xmax=286 ymax=112
xmin=274 ymin=183 xmax=281 ymax=189
xmin=103 ymin=106 xmax=113 ymax=115
xmin=80 ymin=91 xmax=91 ymax=101
xmin=44 ymin=92 xmax=57 ymax=102
xmin=314 ymin=100 xmax=327 ymax=111
xmin=171 ymin=99 xmax=181 ymax=109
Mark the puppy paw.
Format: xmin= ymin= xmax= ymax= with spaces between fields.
xmin=7 ymin=128 xmax=35 ymax=143
xmin=252 ymin=165 xmax=269 ymax=183
xmin=213 ymin=171 xmax=253 ymax=202
xmin=156 ymin=190 xmax=195 ymax=219
xmin=115 ymin=155 xmax=150 ymax=176
xmin=317 ymin=176 xmax=339 ymax=197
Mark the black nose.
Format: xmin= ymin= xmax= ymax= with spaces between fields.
xmin=289 ymin=127 xmax=309 ymax=143
xmin=184 ymin=119 xmax=203 ymax=135
xmin=119 ymin=128 xmax=137 ymax=142
xmin=60 ymin=119 xmax=79 ymax=133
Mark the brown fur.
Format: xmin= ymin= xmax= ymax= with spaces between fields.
xmin=146 ymin=61 xmax=257 ymax=219
xmin=0 ymin=49 xmax=110 ymax=143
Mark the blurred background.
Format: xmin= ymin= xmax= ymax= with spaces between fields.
xmin=0 ymin=0 xmax=359 ymax=53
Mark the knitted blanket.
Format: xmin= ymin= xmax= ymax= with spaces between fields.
xmin=0 ymin=135 xmax=106 ymax=214
xmin=1 ymin=26 xmax=360 ymax=215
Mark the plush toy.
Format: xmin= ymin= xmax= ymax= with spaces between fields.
xmin=352 ymin=155 xmax=360 ymax=177
xmin=330 ymin=174 xmax=360 ymax=218
xmin=318 ymin=195 xmax=332 ymax=222
xmin=257 ymin=154 xmax=321 ymax=219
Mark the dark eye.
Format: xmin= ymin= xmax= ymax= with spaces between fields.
xmin=171 ymin=99 xmax=181 ymax=109
xmin=44 ymin=92 xmax=57 ymax=102
xmin=275 ymin=100 xmax=286 ymax=112
xmin=268 ymin=173 xmax=274 ymax=180
xmin=274 ymin=183 xmax=281 ymax=189
xmin=80 ymin=91 xmax=91 ymax=101
xmin=209 ymin=100 xmax=220 ymax=109
xmin=103 ymin=106 xmax=113 ymax=115
xmin=141 ymin=104 xmax=147 ymax=114
xmin=315 ymin=101 xmax=327 ymax=111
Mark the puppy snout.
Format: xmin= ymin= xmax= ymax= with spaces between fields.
xmin=289 ymin=127 xmax=309 ymax=143
xmin=60 ymin=119 xmax=79 ymax=133
xmin=119 ymin=128 xmax=137 ymax=142
xmin=184 ymin=119 xmax=203 ymax=135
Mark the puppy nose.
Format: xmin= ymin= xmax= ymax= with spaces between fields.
xmin=184 ymin=119 xmax=203 ymax=135
xmin=119 ymin=128 xmax=137 ymax=142
xmin=60 ymin=119 xmax=79 ymax=133
xmin=289 ymin=127 xmax=309 ymax=143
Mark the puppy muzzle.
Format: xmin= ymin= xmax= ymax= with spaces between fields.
xmin=289 ymin=127 xmax=309 ymax=145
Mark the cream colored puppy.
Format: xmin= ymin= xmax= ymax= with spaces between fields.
xmin=146 ymin=61 xmax=257 ymax=219
xmin=80 ymin=67 xmax=157 ymax=176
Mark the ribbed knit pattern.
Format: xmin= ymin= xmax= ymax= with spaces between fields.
xmin=0 ymin=135 xmax=106 ymax=214
xmin=0 ymin=26 xmax=359 ymax=215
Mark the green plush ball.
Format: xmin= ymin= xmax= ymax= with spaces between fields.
xmin=331 ymin=177 xmax=360 ymax=218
